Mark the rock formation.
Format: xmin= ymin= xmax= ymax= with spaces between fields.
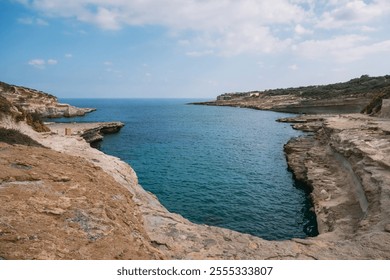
xmin=45 ymin=122 xmax=125 ymax=144
xmin=0 ymin=141 xmax=163 ymax=260
xmin=0 ymin=81 xmax=95 ymax=118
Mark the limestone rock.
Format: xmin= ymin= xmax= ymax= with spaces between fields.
xmin=0 ymin=81 xmax=95 ymax=118
xmin=0 ymin=143 xmax=162 ymax=260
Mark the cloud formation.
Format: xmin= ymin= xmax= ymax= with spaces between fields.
xmin=17 ymin=0 xmax=390 ymax=61
xmin=28 ymin=58 xmax=58 ymax=69
xmin=18 ymin=17 xmax=48 ymax=26
xmin=316 ymin=0 xmax=390 ymax=29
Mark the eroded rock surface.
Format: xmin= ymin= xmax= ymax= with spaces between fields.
xmin=0 ymin=142 xmax=162 ymax=260
xmin=0 ymin=81 xmax=94 ymax=118
xmin=283 ymin=114 xmax=390 ymax=257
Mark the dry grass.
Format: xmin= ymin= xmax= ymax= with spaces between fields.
xmin=0 ymin=127 xmax=44 ymax=147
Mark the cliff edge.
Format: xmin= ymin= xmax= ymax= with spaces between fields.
xmin=0 ymin=81 xmax=95 ymax=118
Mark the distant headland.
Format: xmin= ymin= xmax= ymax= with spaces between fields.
xmin=192 ymin=74 xmax=390 ymax=114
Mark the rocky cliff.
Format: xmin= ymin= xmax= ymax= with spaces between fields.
xmin=0 ymin=81 xmax=95 ymax=118
xmin=193 ymin=75 xmax=390 ymax=114
xmin=281 ymin=114 xmax=390 ymax=257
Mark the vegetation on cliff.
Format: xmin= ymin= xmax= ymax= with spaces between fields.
xmin=218 ymin=75 xmax=390 ymax=100
xmin=194 ymin=74 xmax=390 ymax=114
xmin=0 ymin=127 xmax=44 ymax=147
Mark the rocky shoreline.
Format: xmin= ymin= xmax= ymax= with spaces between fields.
xmin=45 ymin=122 xmax=125 ymax=144
xmin=1 ymin=80 xmax=390 ymax=259
xmin=282 ymin=114 xmax=390 ymax=242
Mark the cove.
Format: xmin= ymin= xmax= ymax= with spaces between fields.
xmin=59 ymin=98 xmax=318 ymax=240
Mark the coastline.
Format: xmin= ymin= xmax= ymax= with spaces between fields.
xmin=2 ymin=112 xmax=390 ymax=259
xmin=1 ymin=79 xmax=390 ymax=259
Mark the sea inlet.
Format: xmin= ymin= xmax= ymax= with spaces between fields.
xmin=58 ymin=98 xmax=318 ymax=240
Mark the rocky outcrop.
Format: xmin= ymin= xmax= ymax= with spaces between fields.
xmin=45 ymin=122 xmax=125 ymax=144
xmin=193 ymin=75 xmax=390 ymax=114
xmin=0 ymin=81 xmax=95 ymax=118
xmin=282 ymin=114 xmax=390 ymax=255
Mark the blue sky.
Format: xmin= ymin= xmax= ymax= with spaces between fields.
xmin=1 ymin=0 xmax=390 ymax=98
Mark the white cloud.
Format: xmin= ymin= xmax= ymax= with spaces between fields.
xmin=19 ymin=0 xmax=308 ymax=56
xmin=18 ymin=17 xmax=33 ymax=25
xmin=36 ymin=18 xmax=49 ymax=26
xmin=294 ymin=24 xmax=312 ymax=36
xmin=186 ymin=50 xmax=214 ymax=57
xmin=93 ymin=7 xmax=121 ymax=30
xmin=360 ymin=25 xmax=377 ymax=33
xmin=17 ymin=17 xmax=48 ymax=26
xmin=28 ymin=58 xmax=58 ymax=69
xmin=65 ymin=53 xmax=73 ymax=58
xmin=316 ymin=0 xmax=390 ymax=29
xmin=47 ymin=59 xmax=58 ymax=65
xmin=16 ymin=0 xmax=390 ymax=58
xmin=28 ymin=59 xmax=46 ymax=69
xmin=294 ymin=35 xmax=390 ymax=63
xmin=289 ymin=64 xmax=299 ymax=71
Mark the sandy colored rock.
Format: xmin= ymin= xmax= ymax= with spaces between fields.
xmin=0 ymin=143 xmax=162 ymax=260
xmin=284 ymin=114 xmax=390 ymax=253
xmin=0 ymin=81 xmax=94 ymax=118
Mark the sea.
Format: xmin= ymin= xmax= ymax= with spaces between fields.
xmin=57 ymin=98 xmax=318 ymax=240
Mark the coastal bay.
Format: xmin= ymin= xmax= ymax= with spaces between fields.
xmin=1 ymin=80 xmax=390 ymax=259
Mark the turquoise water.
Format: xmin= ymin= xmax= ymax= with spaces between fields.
xmin=58 ymin=98 xmax=317 ymax=240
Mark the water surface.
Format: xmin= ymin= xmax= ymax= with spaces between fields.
xmin=58 ymin=98 xmax=317 ymax=240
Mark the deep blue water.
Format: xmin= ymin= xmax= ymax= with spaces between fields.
xmin=58 ymin=98 xmax=317 ymax=240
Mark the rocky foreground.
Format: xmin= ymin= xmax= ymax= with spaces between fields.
xmin=1 ymin=80 xmax=390 ymax=259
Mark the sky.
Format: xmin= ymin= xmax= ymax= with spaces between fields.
xmin=1 ymin=0 xmax=390 ymax=98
